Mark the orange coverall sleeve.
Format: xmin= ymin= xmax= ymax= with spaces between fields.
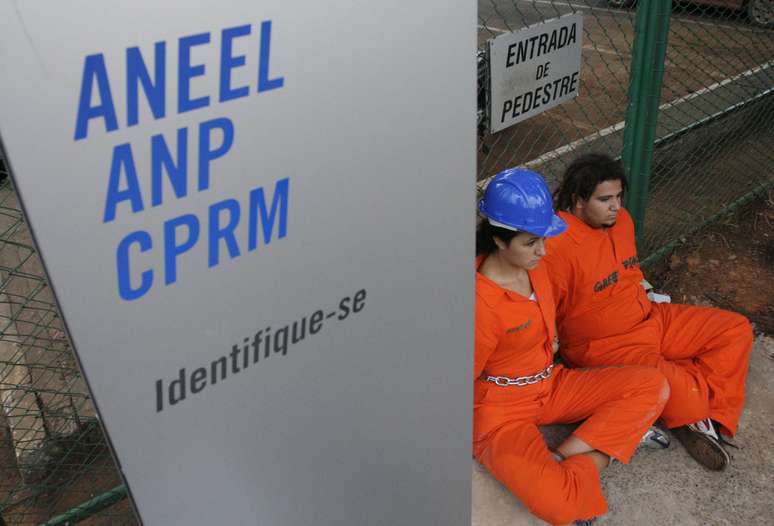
xmin=474 ymin=301 xmax=501 ymax=379
xmin=542 ymin=245 xmax=573 ymax=325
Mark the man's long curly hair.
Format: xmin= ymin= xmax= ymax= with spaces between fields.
xmin=553 ymin=153 xmax=628 ymax=211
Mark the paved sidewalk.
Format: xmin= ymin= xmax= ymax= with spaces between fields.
xmin=472 ymin=334 xmax=774 ymax=526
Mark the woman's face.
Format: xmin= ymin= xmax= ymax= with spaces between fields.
xmin=496 ymin=232 xmax=547 ymax=270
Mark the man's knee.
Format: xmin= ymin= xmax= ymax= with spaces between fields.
xmin=733 ymin=311 xmax=750 ymax=325
xmin=715 ymin=309 xmax=754 ymax=351
xmin=730 ymin=312 xmax=753 ymax=341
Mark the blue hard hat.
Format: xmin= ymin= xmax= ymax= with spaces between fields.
xmin=479 ymin=168 xmax=567 ymax=237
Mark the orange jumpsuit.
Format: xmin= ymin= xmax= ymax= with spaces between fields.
xmin=543 ymin=209 xmax=752 ymax=435
xmin=475 ymin=256 xmax=668 ymax=525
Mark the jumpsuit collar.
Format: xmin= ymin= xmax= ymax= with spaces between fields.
xmin=476 ymin=254 xmax=541 ymax=306
xmin=557 ymin=209 xmax=634 ymax=262
xmin=558 ymin=209 xmax=634 ymax=241
xmin=557 ymin=210 xmax=605 ymax=245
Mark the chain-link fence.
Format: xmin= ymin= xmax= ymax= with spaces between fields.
xmin=0 ymin=158 xmax=135 ymax=524
xmin=478 ymin=0 xmax=774 ymax=259
xmin=642 ymin=1 xmax=774 ymax=256
xmin=478 ymin=0 xmax=639 ymax=186
xmin=0 ymin=2 xmax=772 ymax=524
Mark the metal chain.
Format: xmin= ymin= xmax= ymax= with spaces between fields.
xmin=484 ymin=363 xmax=554 ymax=387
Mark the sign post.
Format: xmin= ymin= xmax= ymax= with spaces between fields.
xmin=0 ymin=2 xmax=474 ymax=524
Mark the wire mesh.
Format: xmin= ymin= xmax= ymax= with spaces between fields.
xmin=478 ymin=1 xmax=774 ymax=258
xmin=643 ymin=1 xmax=774 ymax=254
xmin=0 ymin=156 xmax=135 ymax=525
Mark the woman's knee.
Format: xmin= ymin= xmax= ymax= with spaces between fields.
xmin=719 ymin=310 xmax=754 ymax=342
xmin=638 ymin=366 xmax=669 ymax=391
xmin=632 ymin=367 xmax=671 ymax=409
xmin=656 ymin=374 xmax=671 ymax=409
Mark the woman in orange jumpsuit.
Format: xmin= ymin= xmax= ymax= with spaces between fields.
xmin=475 ymin=168 xmax=669 ymax=525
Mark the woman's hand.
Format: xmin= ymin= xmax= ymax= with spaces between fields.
xmin=552 ymin=337 xmax=560 ymax=354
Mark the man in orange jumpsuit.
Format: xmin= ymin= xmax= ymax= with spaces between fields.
xmin=542 ymin=153 xmax=753 ymax=471
xmin=475 ymin=168 xmax=669 ymax=525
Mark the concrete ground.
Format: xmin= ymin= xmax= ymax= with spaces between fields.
xmin=472 ymin=334 xmax=774 ymax=526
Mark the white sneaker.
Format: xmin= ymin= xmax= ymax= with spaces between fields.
xmin=639 ymin=425 xmax=670 ymax=449
xmin=688 ymin=418 xmax=719 ymax=439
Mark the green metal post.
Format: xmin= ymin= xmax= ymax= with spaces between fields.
xmin=634 ymin=1 xmax=672 ymax=245
xmin=621 ymin=3 xmax=651 ymax=219
xmin=622 ymin=0 xmax=672 ymax=247
xmin=40 ymin=485 xmax=127 ymax=526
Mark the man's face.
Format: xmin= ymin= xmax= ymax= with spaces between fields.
xmin=573 ymin=179 xmax=623 ymax=229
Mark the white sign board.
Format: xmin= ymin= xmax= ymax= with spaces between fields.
xmin=489 ymin=13 xmax=583 ymax=133
xmin=0 ymin=2 xmax=473 ymax=525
